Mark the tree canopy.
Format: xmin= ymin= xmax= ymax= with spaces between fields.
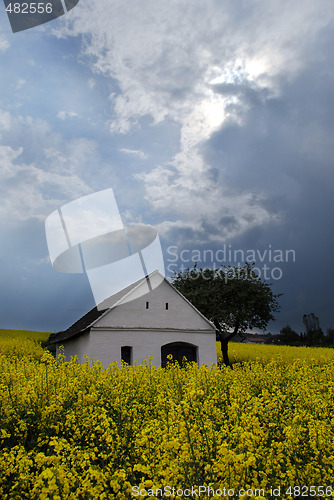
xmin=172 ymin=263 xmax=281 ymax=366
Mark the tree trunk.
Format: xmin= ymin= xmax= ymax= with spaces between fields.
xmin=214 ymin=319 xmax=240 ymax=367
xmin=220 ymin=337 xmax=230 ymax=367
xmin=214 ymin=319 xmax=231 ymax=367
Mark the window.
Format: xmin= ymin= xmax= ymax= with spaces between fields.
xmin=146 ymin=301 xmax=149 ymax=309
xmin=121 ymin=346 xmax=132 ymax=365
xmin=165 ymin=302 xmax=169 ymax=310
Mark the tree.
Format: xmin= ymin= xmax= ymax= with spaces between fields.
xmin=302 ymin=313 xmax=324 ymax=346
xmin=303 ymin=313 xmax=320 ymax=334
xmin=279 ymin=325 xmax=300 ymax=345
xmin=172 ymin=263 xmax=281 ymax=366
xmin=326 ymin=328 xmax=334 ymax=346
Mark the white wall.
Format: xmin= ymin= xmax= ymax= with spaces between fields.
xmin=56 ymin=332 xmax=90 ymax=362
xmin=57 ymin=329 xmax=217 ymax=368
xmin=56 ymin=276 xmax=217 ymax=368
xmin=95 ymin=278 xmax=213 ymax=331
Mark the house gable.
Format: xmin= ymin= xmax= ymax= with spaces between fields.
xmin=51 ymin=271 xmax=217 ymax=367
xmin=93 ymin=273 xmax=214 ymax=332
xmin=50 ymin=271 xmax=216 ymax=349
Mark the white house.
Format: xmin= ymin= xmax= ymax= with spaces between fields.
xmin=49 ymin=271 xmax=217 ymax=368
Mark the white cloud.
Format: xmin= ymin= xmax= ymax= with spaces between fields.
xmin=16 ymin=79 xmax=26 ymax=90
xmin=57 ymin=0 xmax=331 ymax=127
xmin=0 ymin=110 xmax=12 ymax=132
xmin=0 ymin=144 xmax=91 ymax=221
xmin=53 ymin=0 xmax=333 ymax=238
xmin=0 ymin=111 xmax=100 ymax=221
xmin=57 ymin=110 xmax=80 ymax=120
xmin=119 ymin=148 xmax=148 ymax=160
xmin=0 ymin=35 xmax=9 ymax=52
xmin=143 ymin=163 xmax=278 ymax=243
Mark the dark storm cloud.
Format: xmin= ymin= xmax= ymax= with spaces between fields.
xmin=198 ymin=26 xmax=334 ymax=332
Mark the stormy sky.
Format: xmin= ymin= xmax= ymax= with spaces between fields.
xmin=0 ymin=0 xmax=333 ymax=334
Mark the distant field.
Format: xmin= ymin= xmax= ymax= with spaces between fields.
xmin=0 ymin=330 xmax=51 ymax=359
xmin=0 ymin=329 xmax=50 ymax=342
xmin=218 ymin=340 xmax=334 ymax=364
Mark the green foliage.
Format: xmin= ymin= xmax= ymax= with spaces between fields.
xmin=172 ymin=263 xmax=281 ymax=337
xmin=303 ymin=313 xmax=320 ymax=334
xmin=172 ymin=263 xmax=281 ymax=366
xmin=326 ymin=328 xmax=334 ymax=346
xmin=302 ymin=313 xmax=325 ymax=346
xmin=279 ymin=325 xmax=300 ymax=345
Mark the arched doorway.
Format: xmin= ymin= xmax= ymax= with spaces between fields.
xmin=161 ymin=342 xmax=198 ymax=368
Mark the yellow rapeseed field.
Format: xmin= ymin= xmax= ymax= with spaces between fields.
xmin=1 ymin=335 xmax=334 ymax=499
xmin=223 ymin=341 xmax=334 ymax=365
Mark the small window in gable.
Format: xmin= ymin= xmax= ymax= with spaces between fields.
xmin=165 ymin=302 xmax=169 ymax=310
xmin=146 ymin=301 xmax=149 ymax=309
xmin=121 ymin=346 xmax=132 ymax=365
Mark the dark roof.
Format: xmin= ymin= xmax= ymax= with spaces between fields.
xmin=48 ymin=274 xmax=154 ymax=345
xmin=47 ymin=274 xmax=154 ymax=345
xmin=48 ymin=306 xmax=107 ymax=344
